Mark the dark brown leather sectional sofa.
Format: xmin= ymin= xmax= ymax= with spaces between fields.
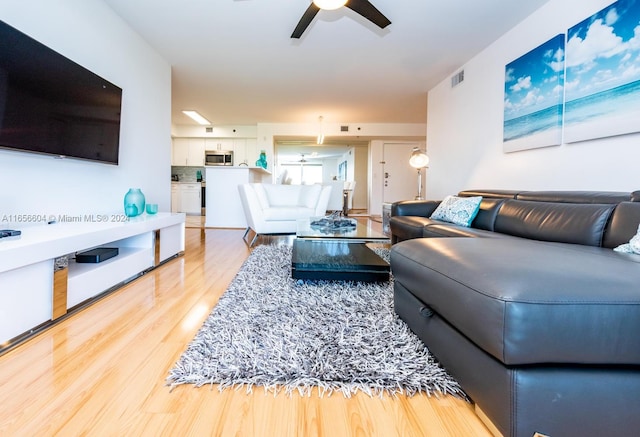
xmin=389 ymin=190 xmax=640 ymax=437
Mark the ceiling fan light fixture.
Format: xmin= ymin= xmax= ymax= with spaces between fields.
xmin=313 ymin=0 xmax=347 ymax=10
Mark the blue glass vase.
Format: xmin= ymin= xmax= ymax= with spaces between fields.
xmin=255 ymin=150 xmax=267 ymax=169
xmin=124 ymin=188 xmax=145 ymax=217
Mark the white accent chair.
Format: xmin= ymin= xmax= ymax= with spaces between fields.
xmin=238 ymin=183 xmax=332 ymax=246
xmin=326 ymin=180 xmax=346 ymax=211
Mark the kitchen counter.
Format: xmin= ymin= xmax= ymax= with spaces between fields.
xmin=204 ymin=166 xmax=272 ymax=228
xmin=203 ymin=165 xmax=271 ymax=175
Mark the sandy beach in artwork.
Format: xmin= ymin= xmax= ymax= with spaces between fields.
xmin=563 ymin=109 xmax=640 ymax=143
xmin=503 ymin=128 xmax=562 ymax=153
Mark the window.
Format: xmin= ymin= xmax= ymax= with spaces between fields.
xmin=279 ymin=163 xmax=323 ymax=185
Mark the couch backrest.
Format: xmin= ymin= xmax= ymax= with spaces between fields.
xmin=458 ymin=190 xmax=518 ymax=231
xmin=393 ymin=189 xmax=640 ymax=247
xmin=603 ymin=202 xmax=640 ymax=248
xmin=458 ymin=189 xmax=521 ymax=199
xmin=259 ymin=183 xmax=322 ymax=208
xmin=515 ymin=190 xmax=633 ymax=204
xmin=494 ymin=200 xmax=615 ymax=246
xmin=470 ymin=198 xmax=506 ymax=231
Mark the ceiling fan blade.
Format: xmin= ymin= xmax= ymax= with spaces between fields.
xmin=345 ymin=0 xmax=391 ymax=29
xmin=291 ymin=3 xmax=320 ymax=38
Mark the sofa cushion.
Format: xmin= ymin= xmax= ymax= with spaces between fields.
xmin=263 ymin=184 xmax=302 ymax=206
xmin=297 ymin=184 xmax=322 ymax=208
xmin=390 ymin=237 xmax=640 ymax=366
xmin=422 ymin=224 xmax=509 ymax=238
xmin=263 ymin=206 xmax=315 ymax=221
xmin=389 ymin=216 xmax=437 ymax=242
xmin=252 ymin=184 xmax=271 ymax=210
xmin=430 ymin=195 xmax=482 ymax=227
xmin=494 ymin=200 xmax=614 ymax=246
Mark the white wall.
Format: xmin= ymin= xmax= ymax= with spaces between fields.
xmin=322 ymin=158 xmax=339 ymax=182
xmin=426 ymin=0 xmax=640 ymax=199
xmin=0 ymin=0 xmax=171 ymax=220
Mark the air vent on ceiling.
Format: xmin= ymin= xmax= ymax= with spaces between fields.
xmin=205 ymin=127 xmax=213 ymax=133
xmin=341 ymin=125 xmax=349 ymax=132
xmin=451 ymin=70 xmax=465 ymax=87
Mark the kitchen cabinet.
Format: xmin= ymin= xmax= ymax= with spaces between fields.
xmin=233 ymin=138 xmax=259 ymax=166
xmin=245 ymin=138 xmax=258 ymax=165
xmin=172 ymin=138 xmax=205 ymax=166
xmin=180 ymin=183 xmax=201 ymax=214
xmin=174 ymin=137 xmax=259 ymax=167
xmin=171 ymin=183 xmax=201 ymax=214
xmin=205 ymin=138 xmax=233 ymax=152
xmin=232 ymin=139 xmax=247 ymax=166
xmin=172 ymin=139 xmax=188 ymax=166
xmin=171 ymin=184 xmax=179 ymax=213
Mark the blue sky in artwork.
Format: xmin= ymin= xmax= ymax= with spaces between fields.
xmin=504 ymin=34 xmax=565 ymax=121
xmin=566 ymin=0 xmax=640 ymax=101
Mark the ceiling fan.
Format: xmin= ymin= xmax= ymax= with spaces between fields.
xmin=291 ymin=0 xmax=391 ymax=39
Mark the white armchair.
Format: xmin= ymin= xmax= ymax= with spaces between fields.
xmin=326 ymin=180 xmax=345 ymax=211
xmin=238 ymin=183 xmax=332 ymax=246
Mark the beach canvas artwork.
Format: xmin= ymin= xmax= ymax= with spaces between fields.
xmin=503 ymin=34 xmax=565 ymax=152
xmin=564 ymin=0 xmax=640 ymax=143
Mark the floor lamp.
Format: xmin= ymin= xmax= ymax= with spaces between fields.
xmin=409 ymin=147 xmax=429 ymax=200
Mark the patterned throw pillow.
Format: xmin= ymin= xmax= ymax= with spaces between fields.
xmin=614 ymin=224 xmax=640 ymax=255
xmin=430 ymin=195 xmax=483 ymax=227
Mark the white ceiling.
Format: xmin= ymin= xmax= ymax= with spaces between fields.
xmin=102 ymin=0 xmax=550 ymax=129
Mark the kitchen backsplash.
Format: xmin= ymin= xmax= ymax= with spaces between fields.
xmin=171 ymin=166 xmax=205 ymax=182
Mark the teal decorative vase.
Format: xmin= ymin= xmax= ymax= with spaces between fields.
xmin=124 ymin=188 xmax=145 ymax=217
xmin=255 ymin=150 xmax=267 ymax=169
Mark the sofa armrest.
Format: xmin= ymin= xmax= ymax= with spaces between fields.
xmin=315 ymin=185 xmax=333 ymax=216
xmin=238 ymin=184 xmax=267 ymax=230
xmin=391 ymin=200 xmax=440 ymax=218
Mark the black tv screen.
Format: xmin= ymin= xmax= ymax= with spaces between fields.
xmin=0 ymin=20 xmax=122 ymax=164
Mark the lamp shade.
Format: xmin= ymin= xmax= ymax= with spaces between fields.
xmin=313 ymin=0 xmax=347 ymax=10
xmin=409 ymin=147 xmax=429 ymax=168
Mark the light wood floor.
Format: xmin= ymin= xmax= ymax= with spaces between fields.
xmin=0 ymin=222 xmax=492 ymax=436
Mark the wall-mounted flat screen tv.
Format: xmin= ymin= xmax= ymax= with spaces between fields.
xmin=0 ymin=20 xmax=122 ymax=164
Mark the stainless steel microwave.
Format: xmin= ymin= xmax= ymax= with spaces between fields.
xmin=205 ymin=150 xmax=233 ymax=166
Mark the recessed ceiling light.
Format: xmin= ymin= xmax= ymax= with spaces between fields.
xmin=182 ymin=110 xmax=211 ymax=125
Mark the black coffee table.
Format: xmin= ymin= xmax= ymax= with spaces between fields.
xmin=291 ymin=218 xmax=390 ymax=282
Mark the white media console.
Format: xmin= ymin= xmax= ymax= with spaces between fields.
xmin=0 ymin=212 xmax=185 ymax=351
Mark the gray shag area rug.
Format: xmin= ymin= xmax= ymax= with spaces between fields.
xmin=167 ymin=245 xmax=465 ymax=399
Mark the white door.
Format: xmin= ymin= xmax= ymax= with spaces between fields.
xmin=382 ymin=142 xmax=425 ymax=203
